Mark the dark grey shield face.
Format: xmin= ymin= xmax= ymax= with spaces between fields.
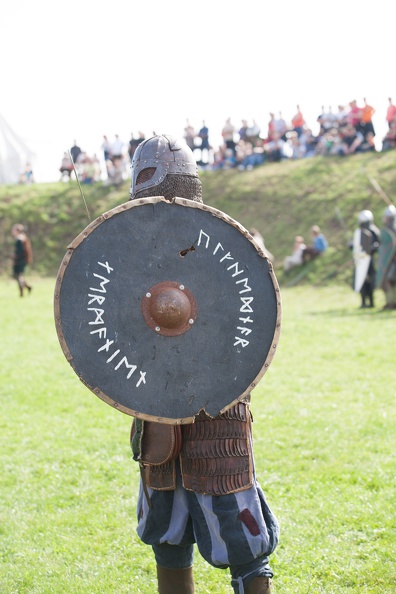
xmin=55 ymin=198 xmax=281 ymax=423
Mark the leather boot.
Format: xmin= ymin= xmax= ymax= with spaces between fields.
xmin=244 ymin=576 xmax=272 ymax=593
xmin=156 ymin=565 xmax=194 ymax=594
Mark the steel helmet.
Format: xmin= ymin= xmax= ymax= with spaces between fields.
xmin=358 ymin=210 xmax=374 ymax=224
xmin=130 ymin=134 xmax=199 ymax=200
xmin=383 ymin=204 xmax=396 ymax=219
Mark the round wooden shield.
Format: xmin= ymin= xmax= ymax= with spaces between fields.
xmin=54 ymin=197 xmax=281 ymax=424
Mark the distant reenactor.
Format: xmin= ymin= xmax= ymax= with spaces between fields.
xmin=11 ymin=224 xmax=33 ymax=297
xmin=352 ymin=210 xmax=380 ymax=308
xmin=376 ymin=205 xmax=396 ymax=309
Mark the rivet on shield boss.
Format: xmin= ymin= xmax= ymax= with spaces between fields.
xmin=54 ymin=178 xmax=281 ymax=426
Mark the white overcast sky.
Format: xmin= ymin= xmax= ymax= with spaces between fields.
xmin=1 ymin=0 xmax=394 ymax=181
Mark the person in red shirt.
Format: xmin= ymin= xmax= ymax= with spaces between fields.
xmin=386 ymin=97 xmax=396 ymax=129
xmin=291 ymin=105 xmax=305 ymax=137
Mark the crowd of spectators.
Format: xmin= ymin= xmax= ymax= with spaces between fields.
xmin=210 ymin=98 xmax=396 ymax=171
xmin=59 ymin=98 xmax=396 ymax=183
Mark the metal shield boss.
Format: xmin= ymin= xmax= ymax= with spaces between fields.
xmin=54 ymin=197 xmax=281 ymax=424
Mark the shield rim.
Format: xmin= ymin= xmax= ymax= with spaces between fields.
xmin=54 ymin=196 xmax=282 ymax=424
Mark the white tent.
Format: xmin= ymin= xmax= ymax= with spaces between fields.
xmin=0 ymin=114 xmax=35 ymax=185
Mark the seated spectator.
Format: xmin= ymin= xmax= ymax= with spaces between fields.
xmin=264 ymin=132 xmax=286 ymax=162
xmin=287 ymin=131 xmax=306 ymax=159
xmin=382 ymin=121 xmax=396 ymax=151
xmin=284 ymin=235 xmax=306 ymax=271
xmin=302 ymin=226 xmax=328 ymax=262
xmin=299 ymin=129 xmax=318 ymax=157
xmin=339 ymin=125 xmax=364 ymax=155
xmin=246 ymin=119 xmax=261 ymax=144
xmin=19 ymin=163 xmax=34 ymax=184
xmin=250 ymin=228 xmax=274 ymax=263
xmin=316 ymin=127 xmax=342 ymax=156
xmin=359 ymin=131 xmax=376 ymax=153
xmin=237 ymin=139 xmax=265 ymax=170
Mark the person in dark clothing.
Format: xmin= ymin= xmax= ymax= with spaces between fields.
xmin=129 ymin=134 xmax=279 ymax=594
xmin=11 ymin=224 xmax=33 ymax=297
xmin=70 ymin=140 xmax=82 ymax=164
xmin=352 ymin=210 xmax=380 ymax=308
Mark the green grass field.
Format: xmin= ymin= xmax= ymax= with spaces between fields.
xmin=1 ymin=278 xmax=395 ymax=593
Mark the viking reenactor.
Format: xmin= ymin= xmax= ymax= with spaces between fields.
xmin=352 ymin=210 xmax=380 ymax=308
xmin=376 ymin=205 xmax=396 ymax=309
xmin=11 ymin=223 xmax=33 ymax=297
xmin=54 ymin=135 xmax=281 ymax=594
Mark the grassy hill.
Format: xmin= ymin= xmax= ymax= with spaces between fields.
xmin=1 ymin=150 xmax=395 ymax=286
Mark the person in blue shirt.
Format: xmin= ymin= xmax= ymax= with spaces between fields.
xmin=302 ymin=225 xmax=328 ymax=262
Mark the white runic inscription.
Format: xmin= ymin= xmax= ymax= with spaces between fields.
xmin=98 ymin=261 xmax=114 ymax=274
xmin=240 ymin=297 xmax=254 ymax=312
xmin=235 ymin=278 xmax=252 ymax=293
xmin=98 ymin=339 xmax=114 ymax=352
xmin=136 ymin=371 xmax=147 ymax=387
xmin=236 ymin=327 xmax=252 ymax=336
xmin=198 ymin=230 xmax=210 ymax=248
xmin=88 ymin=308 xmax=105 ymax=324
xmin=227 ymin=262 xmax=244 ymax=277
xmin=106 ymin=349 xmax=120 ymax=363
xmin=234 ymin=337 xmax=250 ymax=348
xmin=90 ymin=327 xmax=107 ymax=339
xmin=219 ymin=252 xmax=233 ymax=263
xmin=88 ymin=294 xmax=106 ymax=305
xmin=90 ymin=274 xmax=110 ymax=293
xmin=197 ymin=228 xmax=257 ymax=351
xmin=86 ymin=260 xmax=147 ymax=384
xmin=114 ymin=358 xmax=137 ymax=379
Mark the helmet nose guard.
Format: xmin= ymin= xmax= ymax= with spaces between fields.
xmin=130 ymin=134 xmax=198 ymax=199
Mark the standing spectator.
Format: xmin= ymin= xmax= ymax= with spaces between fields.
xmin=111 ymin=134 xmax=125 ymax=162
xmin=59 ymin=152 xmax=73 ymax=181
xmin=70 ymin=140 xmax=81 ymax=164
xmin=184 ymin=119 xmax=195 ymax=151
xmin=335 ymin=105 xmax=348 ymax=128
xmin=346 ymin=100 xmax=363 ymax=133
xmin=128 ymin=132 xmax=145 ymax=162
xmin=101 ymin=135 xmax=111 ymax=162
xmin=221 ymin=117 xmax=236 ymax=154
xmin=376 ymin=205 xmax=396 ymax=309
xmin=273 ymin=112 xmax=287 ymax=140
xmin=238 ymin=119 xmax=249 ymax=143
xmin=302 ymin=225 xmax=328 ymax=262
xmin=317 ymin=106 xmax=336 ymax=135
xmin=360 ymin=98 xmax=375 ymax=139
xmin=386 ymin=97 xmax=396 ymax=128
xmin=11 ymin=224 xmax=33 ymax=297
xmin=291 ymin=105 xmax=305 ymax=137
xmin=197 ymin=121 xmax=210 ymax=164
xmin=267 ymin=113 xmax=276 ymax=139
